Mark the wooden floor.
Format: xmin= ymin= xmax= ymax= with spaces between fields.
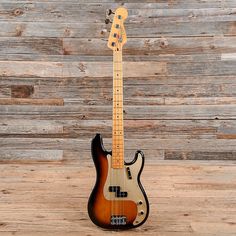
xmin=0 ymin=160 xmax=236 ymax=236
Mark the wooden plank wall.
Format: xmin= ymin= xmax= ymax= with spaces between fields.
xmin=0 ymin=1 xmax=236 ymax=235
xmin=0 ymin=0 xmax=235 ymax=162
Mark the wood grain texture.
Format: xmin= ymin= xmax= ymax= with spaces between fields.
xmin=0 ymin=0 xmax=235 ymax=161
xmin=0 ymin=161 xmax=236 ymax=235
xmin=0 ymin=1 xmax=235 ymax=234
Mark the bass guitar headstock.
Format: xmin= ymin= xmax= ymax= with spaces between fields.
xmin=107 ymin=7 xmax=128 ymax=51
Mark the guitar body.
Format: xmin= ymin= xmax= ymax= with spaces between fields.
xmin=88 ymin=134 xmax=149 ymax=230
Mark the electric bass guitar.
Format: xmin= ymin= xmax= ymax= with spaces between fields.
xmin=87 ymin=7 xmax=149 ymax=230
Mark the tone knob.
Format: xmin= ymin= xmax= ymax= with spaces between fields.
xmin=140 ymin=210 xmax=144 ymax=215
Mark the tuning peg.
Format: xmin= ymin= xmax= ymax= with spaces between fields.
xmin=105 ymin=18 xmax=112 ymax=24
xmin=108 ymin=9 xmax=115 ymax=15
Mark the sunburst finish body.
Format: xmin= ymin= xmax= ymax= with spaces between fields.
xmin=88 ymin=134 xmax=149 ymax=229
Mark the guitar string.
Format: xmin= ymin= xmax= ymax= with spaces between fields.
xmin=119 ymin=20 xmax=125 ymax=223
xmin=121 ymin=48 xmax=124 ymax=222
xmin=118 ymin=24 xmax=125 ymax=224
xmin=117 ymin=47 xmax=122 ymax=221
xmin=119 ymin=47 xmax=124 ymax=221
xmin=114 ymin=47 xmax=122 ymax=222
xmin=121 ymin=48 xmax=125 ymax=222
xmin=112 ymin=47 xmax=119 ymax=221
xmin=112 ymin=48 xmax=115 ymax=221
xmin=117 ymin=47 xmax=121 ymax=221
xmin=117 ymin=42 xmax=124 ymax=222
xmin=111 ymin=16 xmax=125 ymax=224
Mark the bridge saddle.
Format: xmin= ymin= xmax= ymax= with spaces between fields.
xmin=110 ymin=215 xmax=126 ymax=225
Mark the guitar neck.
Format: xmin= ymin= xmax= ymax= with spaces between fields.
xmin=112 ymin=49 xmax=124 ymax=169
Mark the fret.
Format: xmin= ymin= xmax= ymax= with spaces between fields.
xmin=112 ymin=49 xmax=124 ymax=169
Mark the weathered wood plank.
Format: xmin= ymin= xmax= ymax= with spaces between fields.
xmin=1 ymin=75 xmax=235 ymax=86
xmin=0 ymin=150 xmax=63 ymax=162
xmin=64 ymin=36 xmax=236 ymax=56
xmin=0 ymin=61 xmax=236 ymax=78
xmin=0 ymin=104 xmax=235 ymax=120
xmin=0 ymin=61 xmax=167 ymax=77
xmin=31 ymin=84 xmax=236 ymax=99
xmin=0 ymin=149 xmax=163 ymax=163
xmin=0 ymin=161 xmax=235 ymax=234
xmin=217 ymin=123 xmax=236 ymax=139
xmin=0 ymin=37 xmax=63 ymax=55
xmin=167 ymin=61 xmax=236 ymax=76
xmin=165 ymin=151 xmax=236 ymax=160
xmin=1 ymin=119 xmax=235 ymax=139
xmin=11 ymin=85 xmax=34 ymax=98
xmin=0 ymin=85 xmax=11 ymax=98
xmin=0 ymin=2 xmax=235 ymax=23
xmin=3 ymin=85 xmax=236 ymax=106
xmin=0 ymin=1 xmax=236 ymax=10
xmin=0 ymin=98 xmax=64 ymax=106
xmin=1 ymin=36 xmax=235 ymax=56
xmin=0 ymin=232 xmax=211 ymax=236
xmin=221 ymin=53 xmax=236 ymax=61
xmin=0 ymin=21 xmax=235 ymax=38
xmin=0 ymin=119 xmax=63 ymax=135
xmin=3 ymin=85 xmax=236 ymax=103
xmin=1 ymin=138 xmax=236 ymax=151
xmin=1 ymin=147 xmax=235 ymax=162
xmin=0 ymin=53 xmax=223 ymax=62
xmin=65 ymin=97 xmax=236 ymax=106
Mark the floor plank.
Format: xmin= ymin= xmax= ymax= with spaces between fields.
xmin=0 ymin=160 xmax=235 ymax=235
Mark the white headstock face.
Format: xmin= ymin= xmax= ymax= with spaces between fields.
xmin=107 ymin=7 xmax=128 ymax=51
